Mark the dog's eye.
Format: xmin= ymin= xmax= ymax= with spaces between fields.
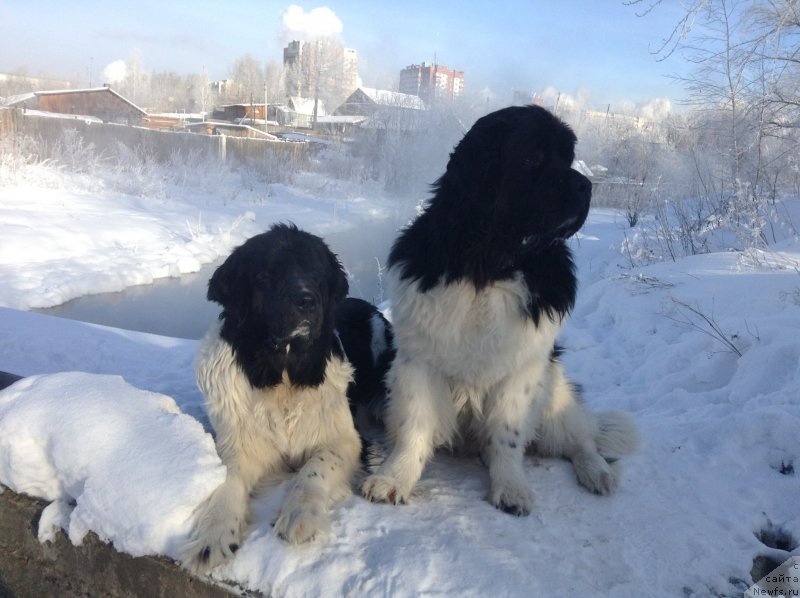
xmin=294 ymin=291 xmax=317 ymax=311
xmin=524 ymin=150 xmax=545 ymax=169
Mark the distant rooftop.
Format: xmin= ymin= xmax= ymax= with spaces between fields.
xmin=357 ymin=87 xmax=426 ymax=110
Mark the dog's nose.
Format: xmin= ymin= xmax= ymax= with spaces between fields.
xmin=572 ymin=172 xmax=592 ymax=202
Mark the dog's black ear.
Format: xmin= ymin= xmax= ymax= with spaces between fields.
xmin=329 ymin=253 xmax=349 ymax=305
xmin=207 ymin=250 xmax=243 ymax=307
xmin=445 ymin=112 xmax=508 ymax=199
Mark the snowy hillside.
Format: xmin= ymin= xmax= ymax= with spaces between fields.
xmin=0 ymin=166 xmax=799 ymax=596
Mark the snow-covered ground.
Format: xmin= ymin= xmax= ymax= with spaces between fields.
xmin=1 ymin=161 xmax=799 ymax=597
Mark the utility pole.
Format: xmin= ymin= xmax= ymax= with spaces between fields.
xmin=312 ymin=41 xmax=321 ymax=130
xmin=202 ymin=67 xmax=207 ymax=122
xmin=264 ymin=81 xmax=268 ymax=134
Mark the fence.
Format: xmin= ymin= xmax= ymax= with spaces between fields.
xmin=0 ymin=107 xmax=20 ymax=137
xmin=0 ymin=108 xmax=318 ymax=169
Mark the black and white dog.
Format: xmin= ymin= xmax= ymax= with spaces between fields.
xmin=362 ymin=105 xmax=639 ymax=515
xmin=181 ymin=224 xmax=391 ymax=571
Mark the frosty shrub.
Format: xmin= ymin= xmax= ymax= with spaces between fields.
xmin=579 ymin=101 xmax=799 ymax=266
xmin=242 ymin=151 xmax=294 ymax=187
xmin=166 ymin=145 xmax=234 ymax=193
xmin=575 ymin=115 xmax=663 ymax=227
xmin=315 ymin=142 xmax=369 ymax=187
xmin=166 ymin=146 xmax=205 ymax=187
xmin=110 ymin=140 xmax=165 ymax=199
xmin=616 ymin=0 xmax=800 ymax=264
xmin=0 ymin=134 xmax=42 ymax=184
xmin=50 ymin=128 xmax=104 ymax=175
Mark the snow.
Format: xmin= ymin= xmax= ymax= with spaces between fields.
xmin=0 ymin=372 xmax=224 ymax=556
xmin=4 ymin=109 xmax=103 ymax=123
xmin=0 ymin=165 xmax=395 ymax=310
xmin=1 ymin=162 xmax=799 ymax=596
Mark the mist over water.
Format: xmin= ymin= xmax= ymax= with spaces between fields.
xmin=37 ymin=218 xmax=404 ymax=340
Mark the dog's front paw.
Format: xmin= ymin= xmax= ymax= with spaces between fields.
xmin=573 ymin=451 xmax=618 ymax=495
xmin=180 ymin=486 xmax=247 ymax=572
xmin=489 ymin=478 xmax=536 ymax=516
xmin=274 ymin=504 xmax=329 ymax=544
xmin=181 ymin=518 xmax=243 ymax=572
xmin=361 ymin=473 xmax=409 ymax=505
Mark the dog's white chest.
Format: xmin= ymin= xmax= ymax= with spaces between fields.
xmin=390 ymin=272 xmax=561 ymax=386
xmin=196 ymin=324 xmax=354 ymax=473
xmin=248 ymin=360 xmax=352 ymax=468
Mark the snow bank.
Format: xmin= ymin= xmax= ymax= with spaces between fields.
xmin=0 ymin=372 xmax=224 ymax=558
xmin=0 ymin=165 xmax=395 ymax=310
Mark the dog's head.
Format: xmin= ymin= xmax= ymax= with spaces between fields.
xmin=443 ymin=105 xmax=591 ymax=248
xmin=208 ymin=224 xmax=348 ymax=387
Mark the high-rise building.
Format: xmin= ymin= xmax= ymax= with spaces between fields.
xmin=282 ymin=40 xmax=359 ymax=103
xmin=399 ymin=63 xmax=464 ymax=104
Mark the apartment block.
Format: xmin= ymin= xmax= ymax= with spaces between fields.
xmin=399 ymin=62 xmax=464 ymax=104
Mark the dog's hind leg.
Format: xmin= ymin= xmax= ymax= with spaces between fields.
xmin=534 ymin=361 xmax=639 ymax=495
xmin=362 ymin=356 xmax=455 ymax=505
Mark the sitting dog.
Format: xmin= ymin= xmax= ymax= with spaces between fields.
xmin=362 ymin=105 xmax=640 ymax=515
xmin=182 ymin=224 xmax=391 ymax=571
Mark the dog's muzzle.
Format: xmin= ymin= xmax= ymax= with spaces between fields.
xmin=267 ymin=321 xmax=312 ymax=352
xmin=289 ymin=322 xmax=312 ymax=340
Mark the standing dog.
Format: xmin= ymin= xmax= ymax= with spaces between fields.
xmin=181 ymin=224 xmax=391 ymax=571
xmin=362 ymin=106 xmax=639 ymax=515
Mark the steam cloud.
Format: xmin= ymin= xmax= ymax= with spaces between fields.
xmin=102 ymin=60 xmax=127 ymax=84
xmin=636 ymin=98 xmax=672 ymax=120
xmin=281 ymin=5 xmax=343 ymax=40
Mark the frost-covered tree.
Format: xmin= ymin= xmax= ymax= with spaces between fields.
xmin=148 ymin=71 xmax=184 ymax=112
xmin=282 ymin=39 xmax=356 ymax=122
xmin=629 ymin=0 xmax=800 ymax=252
xmin=229 ymin=54 xmax=265 ymax=104
xmin=118 ymin=50 xmax=148 ymax=106
xmin=264 ymin=60 xmax=281 ymax=110
xmin=184 ymin=72 xmax=210 ymax=114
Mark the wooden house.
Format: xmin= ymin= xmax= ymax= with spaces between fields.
xmin=334 ymin=87 xmax=426 ymax=132
xmin=217 ymin=103 xmax=266 ymax=123
xmin=2 ymin=87 xmax=146 ymax=124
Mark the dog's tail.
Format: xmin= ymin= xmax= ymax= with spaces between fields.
xmin=594 ymin=410 xmax=640 ymax=460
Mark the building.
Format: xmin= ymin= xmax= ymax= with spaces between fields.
xmin=1 ymin=86 xmax=146 ymax=124
xmin=335 ymin=87 xmax=426 ymax=131
xmin=216 ymin=102 xmax=268 ymax=123
xmin=335 ymin=87 xmax=425 ymax=115
xmin=282 ymin=40 xmax=358 ymax=103
xmin=399 ymin=63 xmax=464 ymax=104
xmin=209 ymin=79 xmax=235 ymax=98
xmin=277 ymin=97 xmax=328 ymax=128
